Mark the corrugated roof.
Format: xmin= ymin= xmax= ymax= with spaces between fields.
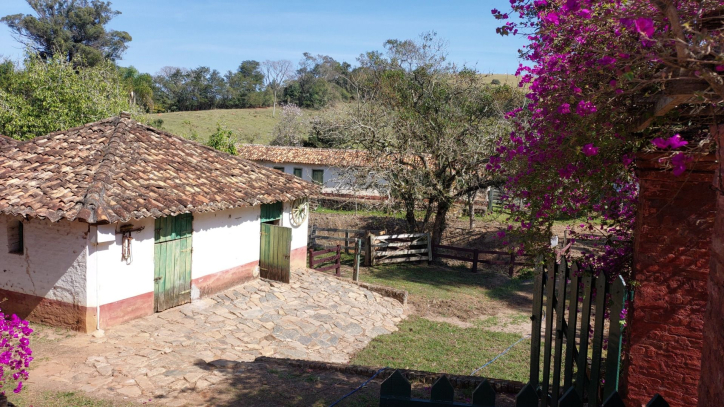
xmin=0 ymin=116 xmax=317 ymax=223
xmin=237 ymin=144 xmax=371 ymax=167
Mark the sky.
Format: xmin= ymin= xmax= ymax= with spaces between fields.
xmin=0 ymin=0 xmax=526 ymax=76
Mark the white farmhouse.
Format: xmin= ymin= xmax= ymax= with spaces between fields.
xmin=0 ymin=115 xmax=315 ymax=332
xmin=237 ymin=145 xmax=386 ymax=199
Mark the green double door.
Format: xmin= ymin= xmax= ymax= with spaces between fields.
xmin=154 ymin=213 xmax=193 ymax=312
xmin=260 ymin=223 xmax=292 ymax=283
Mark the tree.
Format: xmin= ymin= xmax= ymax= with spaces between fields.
xmin=1 ymin=0 xmax=132 ymax=67
xmin=261 ymin=60 xmax=292 ymax=117
xmin=270 ymin=103 xmax=304 ymax=146
xmin=118 ymin=66 xmax=154 ymax=112
xmin=0 ymin=55 xmax=134 ymax=140
xmin=318 ymin=33 xmax=525 ymax=245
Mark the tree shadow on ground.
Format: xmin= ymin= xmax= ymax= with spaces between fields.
xmin=185 ymin=358 xmax=517 ymax=407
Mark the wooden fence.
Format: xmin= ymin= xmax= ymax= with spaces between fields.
xmin=368 ymin=232 xmax=432 ymax=266
xmin=432 ymin=244 xmax=531 ymax=276
xmin=308 ymin=245 xmax=341 ymax=276
xmin=309 ymin=225 xmax=383 ymax=254
xmin=379 ymin=370 xmax=669 ymax=407
xmin=526 ymin=258 xmax=630 ymax=407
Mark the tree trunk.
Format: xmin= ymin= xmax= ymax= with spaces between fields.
xmin=403 ymin=195 xmax=417 ymax=232
xmin=431 ymin=199 xmax=451 ymax=246
xmin=272 ymin=90 xmax=277 ymax=117
xmin=468 ymin=191 xmax=476 ymax=229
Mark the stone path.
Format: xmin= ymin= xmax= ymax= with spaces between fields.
xmin=30 ymin=269 xmax=405 ymax=406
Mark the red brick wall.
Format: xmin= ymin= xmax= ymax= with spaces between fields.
xmin=699 ymin=126 xmax=724 ymax=406
xmin=624 ymin=153 xmax=716 ymax=407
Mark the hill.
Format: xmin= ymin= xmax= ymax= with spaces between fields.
xmin=151 ymin=107 xmax=283 ymax=144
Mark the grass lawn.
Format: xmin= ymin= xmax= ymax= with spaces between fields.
xmin=150 ymin=107 xmax=283 ymax=143
xmin=7 ymin=390 xmax=134 ymax=407
xmin=352 ymin=317 xmax=531 ymax=382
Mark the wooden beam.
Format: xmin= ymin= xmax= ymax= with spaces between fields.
xmin=634 ymin=93 xmax=692 ymax=132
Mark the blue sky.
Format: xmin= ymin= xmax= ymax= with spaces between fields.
xmin=0 ymin=0 xmax=525 ymax=75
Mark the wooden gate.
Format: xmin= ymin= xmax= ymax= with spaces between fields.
xmin=154 ymin=213 xmax=193 ymax=312
xmin=260 ymin=223 xmax=292 ymax=283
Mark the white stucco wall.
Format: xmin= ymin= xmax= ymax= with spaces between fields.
xmin=0 ymin=215 xmax=89 ymax=306
xmin=191 ymin=206 xmax=260 ymax=278
xmin=256 ymin=161 xmax=385 ymax=196
xmin=281 ymin=201 xmax=309 ymax=252
xmin=87 ymin=217 xmax=155 ymax=307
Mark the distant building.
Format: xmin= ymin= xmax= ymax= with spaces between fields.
xmin=0 ymin=116 xmax=316 ymax=332
xmin=237 ymin=144 xmax=387 ymax=199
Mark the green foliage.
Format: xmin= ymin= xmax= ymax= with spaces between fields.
xmin=206 ymin=123 xmax=238 ymax=155
xmin=1 ymin=0 xmax=131 ymax=67
xmin=0 ymin=56 xmax=134 ymax=140
xmin=118 ymin=65 xmax=154 ymax=112
xmin=491 ymin=78 xmax=501 ymax=85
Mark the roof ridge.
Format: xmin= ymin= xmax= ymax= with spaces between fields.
xmin=237 ymin=143 xmax=366 ymax=154
xmin=78 ymin=117 xmax=127 ymax=223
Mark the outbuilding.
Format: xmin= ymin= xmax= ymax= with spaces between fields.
xmin=0 ymin=115 xmax=316 ymax=332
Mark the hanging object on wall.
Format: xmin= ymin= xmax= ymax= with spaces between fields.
xmin=116 ymin=224 xmax=145 ymax=265
xmin=290 ymin=198 xmax=309 ymax=227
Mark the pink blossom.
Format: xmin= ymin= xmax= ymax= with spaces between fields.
xmin=634 ymin=18 xmax=655 ymax=37
xmin=671 ymin=153 xmax=692 ymax=176
xmin=582 ymin=143 xmax=599 ymax=156
xmin=558 ymin=103 xmax=571 ymax=114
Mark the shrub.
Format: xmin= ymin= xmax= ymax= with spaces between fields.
xmin=0 ymin=308 xmax=33 ymax=396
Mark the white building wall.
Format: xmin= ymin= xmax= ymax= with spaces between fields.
xmin=88 ymin=217 xmax=155 ymax=306
xmin=0 ymin=215 xmax=89 ymax=306
xmin=191 ymin=206 xmax=260 ymax=279
xmin=257 ymin=161 xmax=384 ymax=196
xmin=281 ymin=200 xmax=308 ymax=252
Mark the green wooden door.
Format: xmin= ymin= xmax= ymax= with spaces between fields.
xmin=259 ymin=223 xmax=292 ymax=283
xmin=154 ymin=213 xmax=193 ymax=312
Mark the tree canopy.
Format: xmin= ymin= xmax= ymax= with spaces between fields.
xmin=1 ymin=0 xmax=132 ymax=67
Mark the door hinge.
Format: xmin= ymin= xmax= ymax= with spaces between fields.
xmin=154 ymin=277 xmax=162 ymax=282
xmin=181 ymin=248 xmax=193 ymax=253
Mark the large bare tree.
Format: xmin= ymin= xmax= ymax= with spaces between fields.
xmin=261 ymin=59 xmax=292 ymax=117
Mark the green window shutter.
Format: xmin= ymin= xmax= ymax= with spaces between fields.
xmin=312 ymin=169 xmax=324 ymax=184
xmin=293 ymin=168 xmax=302 ymax=178
xmin=260 ymin=202 xmax=283 ymax=223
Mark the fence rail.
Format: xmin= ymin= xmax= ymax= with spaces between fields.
xmin=368 ymin=232 xmax=432 ymax=266
xmin=308 ymin=245 xmax=341 ymax=276
xmin=432 ymin=244 xmax=531 ymax=276
xmin=309 ymin=225 xmax=384 ymax=256
xmin=379 ymin=370 xmax=669 ymax=407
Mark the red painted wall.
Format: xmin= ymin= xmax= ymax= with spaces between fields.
xmin=699 ymin=125 xmax=724 ymax=406
xmin=623 ymin=153 xmax=717 ymax=407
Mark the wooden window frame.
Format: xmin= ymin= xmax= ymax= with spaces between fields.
xmin=7 ymin=219 xmax=23 ymax=255
xmin=273 ymin=166 xmax=285 ymax=172
xmin=312 ymin=169 xmax=324 ymax=185
xmin=293 ymin=168 xmax=303 ymax=178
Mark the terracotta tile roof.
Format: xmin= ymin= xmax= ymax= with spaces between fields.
xmin=237 ymin=144 xmax=371 ymax=167
xmin=0 ymin=135 xmax=16 ymax=147
xmin=0 ymin=116 xmax=317 ymax=223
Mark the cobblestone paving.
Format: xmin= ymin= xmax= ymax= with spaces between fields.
xmin=33 ymin=269 xmax=405 ymax=406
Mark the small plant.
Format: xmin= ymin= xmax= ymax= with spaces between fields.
xmin=206 ymin=123 xmax=238 ymax=155
xmin=0 ymin=307 xmax=33 ymax=398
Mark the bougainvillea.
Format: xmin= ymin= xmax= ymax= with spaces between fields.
xmin=0 ymin=308 xmax=33 ymax=397
xmin=491 ymin=0 xmax=724 ymax=275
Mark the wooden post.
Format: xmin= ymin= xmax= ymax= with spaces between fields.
xmin=509 ymin=253 xmax=515 ymax=277
xmin=369 ymin=233 xmax=377 ymax=267
xmin=364 ymin=231 xmax=372 ymax=267
xmin=308 ymin=248 xmax=314 ymax=268
xmin=335 ymin=244 xmax=341 ymax=276
xmin=310 ymin=224 xmax=317 ymax=249
xmin=426 ymin=233 xmax=432 ymax=264
xmin=345 ymin=230 xmax=350 ymax=254
xmin=472 ymin=249 xmax=479 ymax=273
xmin=353 ymin=238 xmax=361 ymax=282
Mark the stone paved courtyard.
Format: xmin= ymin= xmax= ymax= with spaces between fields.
xmin=29 ymin=269 xmax=405 ymax=406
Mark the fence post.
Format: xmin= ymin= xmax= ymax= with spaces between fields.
xmin=345 ymin=230 xmax=350 ymax=254
xmin=364 ymin=231 xmax=372 ymax=267
xmin=509 ymin=253 xmax=515 ymax=277
xmin=472 ymin=249 xmax=479 ymax=273
xmin=335 ymin=244 xmax=341 ymax=276
xmin=353 ymin=238 xmax=361 ymax=282
xmin=308 ymin=248 xmax=314 ymax=268
xmin=426 ymin=233 xmax=432 ymax=264
xmin=369 ymin=233 xmax=377 ymax=267
xmin=310 ymin=224 xmax=317 ymax=249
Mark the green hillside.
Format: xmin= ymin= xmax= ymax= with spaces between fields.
xmin=151 ymin=107 xmax=282 ymax=144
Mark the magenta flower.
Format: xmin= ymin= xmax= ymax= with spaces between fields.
xmin=651 ymin=137 xmax=669 ymax=149
xmin=582 ymin=143 xmax=599 ymax=156
xmin=13 ymin=381 xmax=22 ymax=394
xmin=671 ymin=153 xmax=692 ymax=176
xmin=558 ymin=103 xmax=571 ymax=114
xmin=635 ymin=18 xmax=655 ymax=37
xmin=668 ymin=134 xmax=688 ymax=149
